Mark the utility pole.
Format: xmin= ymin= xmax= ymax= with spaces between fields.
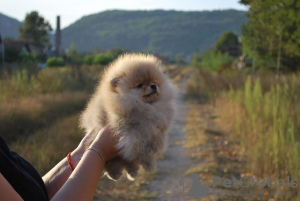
xmin=55 ymin=16 xmax=61 ymax=57
xmin=0 ymin=34 xmax=4 ymax=73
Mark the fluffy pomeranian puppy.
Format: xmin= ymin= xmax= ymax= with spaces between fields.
xmin=80 ymin=53 xmax=177 ymax=180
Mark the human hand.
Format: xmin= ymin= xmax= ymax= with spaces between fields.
xmin=70 ymin=130 xmax=97 ymax=167
xmin=75 ymin=129 xmax=97 ymax=154
xmin=89 ymin=127 xmax=119 ymax=162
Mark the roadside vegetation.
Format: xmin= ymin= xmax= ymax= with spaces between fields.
xmin=183 ymin=2 xmax=300 ymax=199
xmin=185 ymin=68 xmax=300 ymax=200
xmin=0 ymin=63 xmax=167 ymax=200
xmin=1 ymin=1 xmax=300 ymax=200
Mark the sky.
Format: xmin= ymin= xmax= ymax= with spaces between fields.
xmin=1 ymin=0 xmax=248 ymax=29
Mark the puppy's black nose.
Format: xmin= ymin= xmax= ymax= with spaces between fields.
xmin=150 ymin=84 xmax=157 ymax=91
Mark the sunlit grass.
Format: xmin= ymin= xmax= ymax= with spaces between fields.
xmin=0 ymin=65 xmax=103 ymax=102
xmin=11 ymin=114 xmax=84 ymax=174
xmin=217 ymin=76 xmax=300 ymax=180
xmin=0 ymin=64 xmax=178 ymax=200
xmin=0 ymin=91 xmax=89 ymax=143
xmin=186 ymin=68 xmax=300 ymax=200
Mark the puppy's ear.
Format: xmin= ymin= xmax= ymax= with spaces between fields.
xmin=110 ymin=77 xmax=120 ymax=88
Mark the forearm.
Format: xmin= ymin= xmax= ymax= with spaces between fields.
xmin=43 ymin=127 xmax=118 ymax=200
xmin=50 ymin=149 xmax=104 ymax=201
xmin=42 ymin=149 xmax=83 ymax=199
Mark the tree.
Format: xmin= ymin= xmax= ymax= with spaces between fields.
xmin=66 ymin=42 xmax=82 ymax=65
xmin=215 ymin=31 xmax=240 ymax=49
xmin=239 ymin=0 xmax=252 ymax=5
xmin=19 ymin=11 xmax=52 ymax=50
xmin=105 ymin=48 xmax=126 ymax=59
xmin=241 ymin=0 xmax=300 ymax=71
xmin=215 ymin=31 xmax=240 ymax=57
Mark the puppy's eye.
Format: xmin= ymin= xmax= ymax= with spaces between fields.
xmin=136 ymin=83 xmax=143 ymax=88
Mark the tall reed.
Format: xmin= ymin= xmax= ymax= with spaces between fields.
xmin=187 ymin=69 xmax=300 ymax=199
xmin=225 ymin=76 xmax=300 ymax=180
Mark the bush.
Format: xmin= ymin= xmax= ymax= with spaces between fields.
xmin=46 ymin=57 xmax=65 ymax=67
xmin=18 ymin=52 xmax=37 ymax=64
xmin=93 ymin=54 xmax=113 ymax=65
xmin=192 ymin=50 xmax=233 ymax=71
xmin=2 ymin=47 xmax=21 ymax=63
xmin=83 ymin=55 xmax=94 ymax=65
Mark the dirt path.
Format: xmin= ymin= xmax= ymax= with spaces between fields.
xmin=144 ymin=75 xmax=196 ymax=201
xmin=92 ymin=71 xmax=241 ymax=201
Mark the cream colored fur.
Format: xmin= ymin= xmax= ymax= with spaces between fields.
xmin=80 ymin=53 xmax=177 ymax=180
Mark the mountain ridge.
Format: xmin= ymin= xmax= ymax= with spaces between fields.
xmin=0 ymin=10 xmax=247 ymax=56
xmin=62 ymin=9 xmax=247 ymax=56
xmin=0 ymin=12 xmax=22 ymax=39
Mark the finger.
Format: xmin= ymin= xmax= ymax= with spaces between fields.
xmin=81 ymin=129 xmax=97 ymax=146
xmin=85 ymin=128 xmax=96 ymax=137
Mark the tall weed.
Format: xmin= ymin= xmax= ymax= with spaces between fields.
xmin=0 ymin=65 xmax=103 ymax=102
xmin=187 ymin=69 xmax=300 ymax=199
xmin=229 ymin=77 xmax=300 ymax=179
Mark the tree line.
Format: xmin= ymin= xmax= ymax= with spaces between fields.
xmin=191 ymin=0 xmax=300 ymax=72
xmin=241 ymin=0 xmax=300 ymax=71
xmin=1 ymin=1 xmax=299 ymax=71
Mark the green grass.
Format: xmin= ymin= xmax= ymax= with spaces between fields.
xmin=0 ymin=63 xmax=177 ymax=200
xmin=223 ymin=76 xmax=300 ymax=179
xmin=0 ymin=64 xmax=101 ymax=172
xmin=0 ymin=65 xmax=103 ymax=102
xmin=186 ymin=68 xmax=300 ymax=200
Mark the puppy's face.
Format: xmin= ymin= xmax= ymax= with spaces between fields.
xmin=110 ymin=65 xmax=165 ymax=104
xmin=132 ymin=81 xmax=160 ymax=103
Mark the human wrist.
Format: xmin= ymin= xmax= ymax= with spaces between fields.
xmin=87 ymin=127 xmax=119 ymax=162
xmin=84 ymin=147 xmax=105 ymax=165
xmin=89 ymin=141 xmax=107 ymax=163
xmin=69 ymin=148 xmax=84 ymax=168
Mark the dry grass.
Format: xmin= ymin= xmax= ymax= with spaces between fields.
xmin=5 ymin=97 xmax=157 ymax=200
xmin=0 ymin=64 xmax=182 ymax=200
xmin=11 ymin=114 xmax=84 ymax=174
xmin=0 ymin=65 xmax=103 ymax=102
xmin=0 ymin=91 xmax=89 ymax=144
xmin=215 ymin=76 xmax=300 ymax=181
xmin=185 ymin=68 xmax=300 ymax=200
xmin=94 ymin=169 xmax=158 ymax=201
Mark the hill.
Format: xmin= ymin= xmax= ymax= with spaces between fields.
xmin=0 ymin=12 xmax=22 ymax=39
xmin=62 ymin=9 xmax=247 ymax=56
